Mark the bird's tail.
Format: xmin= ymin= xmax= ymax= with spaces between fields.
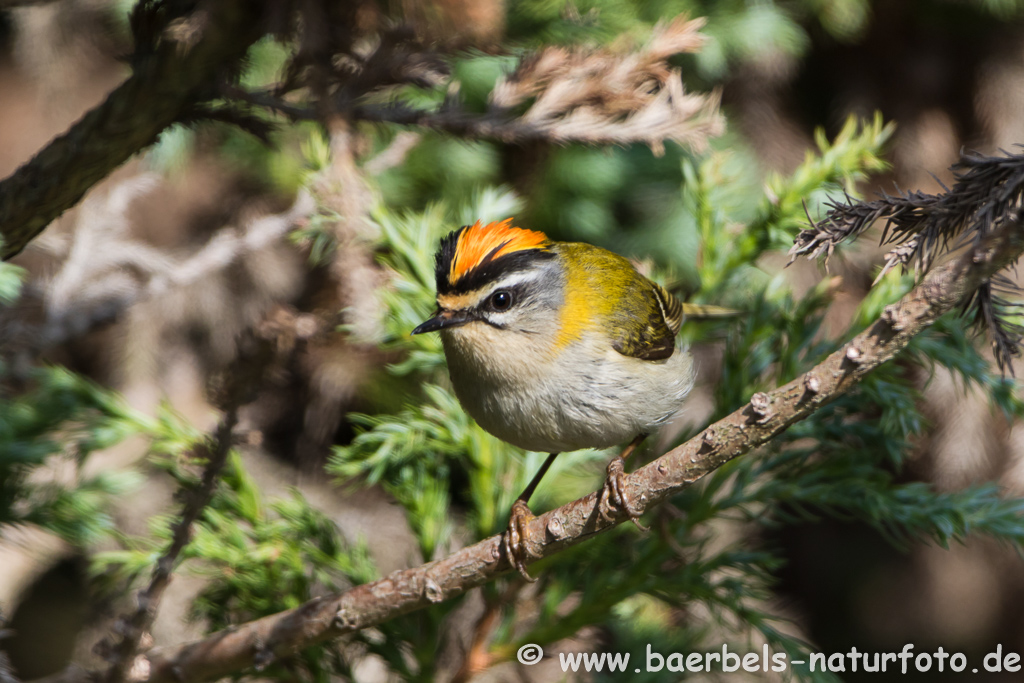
xmin=680 ymin=303 xmax=740 ymax=319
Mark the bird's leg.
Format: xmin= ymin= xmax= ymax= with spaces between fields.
xmin=504 ymin=452 xmax=559 ymax=582
xmin=599 ymin=434 xmax=648 ymax=530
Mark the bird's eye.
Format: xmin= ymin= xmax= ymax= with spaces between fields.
xmin=489 ymin=290 xmax=513 ymax=311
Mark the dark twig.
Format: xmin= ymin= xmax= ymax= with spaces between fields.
xmin=220 ymin=86 xmax=317 ymax=122
xmin=225 ymin=78 xmax=723 ymax=149
xmin=94 ymin=319 xmax=284 ymax=683
xmin=97 ymin=410 xmax=239 ymax=683
xmin=347 ymin=99 xmax=723 ymax=148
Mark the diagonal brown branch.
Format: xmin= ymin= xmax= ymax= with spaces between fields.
xmin=0 ymin=0 xmax=267 ymax=261
xmin=62 ymin=215 xmax=1018 ymax=683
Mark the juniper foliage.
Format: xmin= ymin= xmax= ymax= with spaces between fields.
xmin=0 ymin=366 xmax=144 ymax=547
xmin=0 ymin=257 xmax=145 ymax=547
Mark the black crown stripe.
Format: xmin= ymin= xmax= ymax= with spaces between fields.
xmin=434 ymin=228 xmax=553 ymax=296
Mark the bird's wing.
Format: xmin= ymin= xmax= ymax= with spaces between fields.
xmin=652 ymin=281 xmax=684 ymax=336
xmin=610 ymin=280 xmax=682 ymax=361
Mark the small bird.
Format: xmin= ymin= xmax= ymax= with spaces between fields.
xmin=412 ymin=218 xmax=695 ymax=580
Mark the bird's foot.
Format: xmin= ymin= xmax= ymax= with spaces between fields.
xmin=503 ymin=498 xmax=539 ymax=582
xmin=599 ymin=456 xmax=649 ymax=531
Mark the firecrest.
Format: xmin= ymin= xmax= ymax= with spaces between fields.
xmin=412 ymin=218 xmax=696 ymax=579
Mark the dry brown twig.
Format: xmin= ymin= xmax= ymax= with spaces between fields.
xmin=489 ymin=16 xmax=722 ymax=154
xmin=94 ymin=320 xmax=288 ymax=683
xmin=38 ymin=204 xmax=1023 ymax=683
xmin=350 ymin=17 xmax=724 ymax=153
xmin=242 ymin=16 xmax=724 ymax=154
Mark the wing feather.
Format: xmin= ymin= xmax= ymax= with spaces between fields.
xmin=652 ymin=281 xmax=684 ymax=336
xmin=611 ymin=279 xmax=683 ymax=361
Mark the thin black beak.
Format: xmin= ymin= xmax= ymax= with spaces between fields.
xmin=411 ymin=309 xmax=478 ymax=335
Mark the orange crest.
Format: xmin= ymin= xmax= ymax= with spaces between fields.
xmin=449 ymin=219 xmax=550 ymax=284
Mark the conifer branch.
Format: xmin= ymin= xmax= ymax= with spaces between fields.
xmin=0 ymin=0 xmax=267 ymax=260
xmin=790 ymin=149 xmax=1024 ymax=370
xmin=228 ymin=16 xmax=724 ymax=154
xmin=54 ymin=206 xmax=1022 ymax=683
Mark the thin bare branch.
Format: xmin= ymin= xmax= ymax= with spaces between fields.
xmin=88 ymin=316 xmax=289 ymax=683
xmin=96 ymin=411 xmax=240 ymax=683
xmin=41 ymin=211 xmax=1022 ymax=683
xmin=1 ymin=188 xmax=314 ymax=367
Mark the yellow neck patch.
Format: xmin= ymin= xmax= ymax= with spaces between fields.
xmin=450 ymin=219 xmax=550 ymax=284
xmin=552 ymin=243 xmax=638 ymax=351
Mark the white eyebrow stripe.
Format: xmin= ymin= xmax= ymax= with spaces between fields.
xmin=485 ymin=269 xmax=545 ymax=293
xmin=436 ymin=267 xmax=547 ymax=310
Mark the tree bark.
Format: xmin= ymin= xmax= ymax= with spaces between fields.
xmin=0 ymin=0 xmax=267 ymax=260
